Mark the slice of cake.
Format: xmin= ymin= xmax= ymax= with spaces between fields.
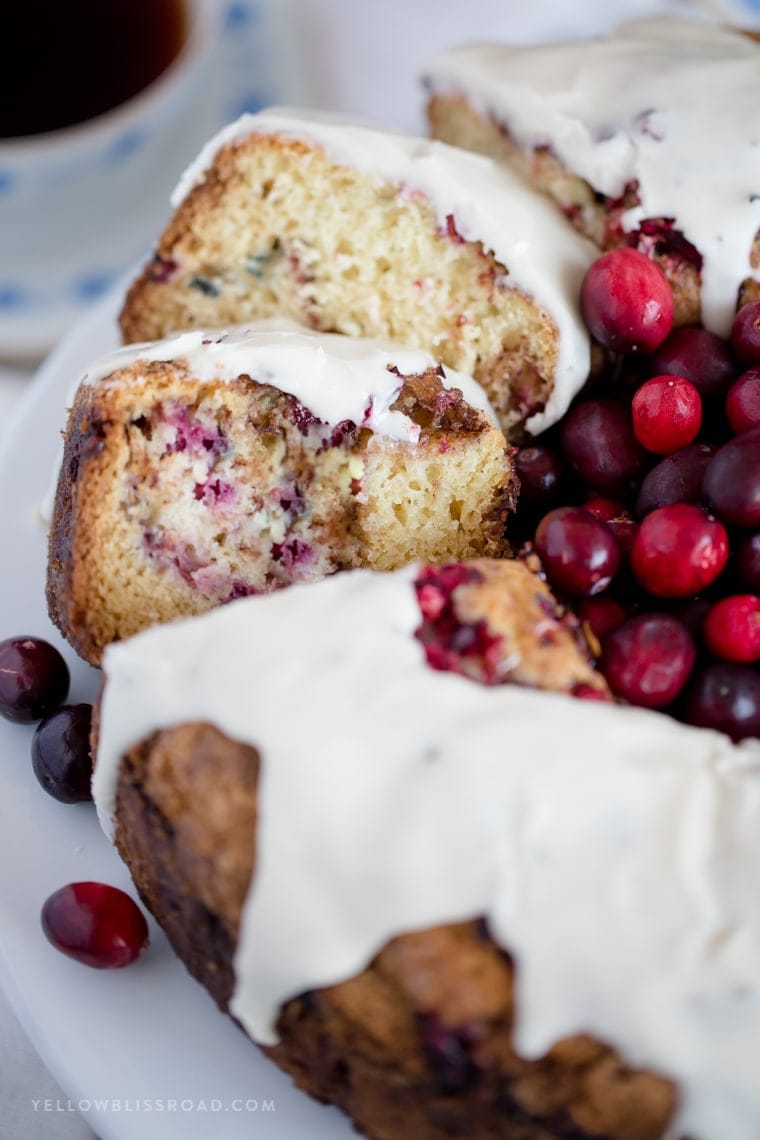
xmin=425 ymin=19 xmax=760 ymax=332
xmin=93 ymin=561 xmax=760 ymax=1140
xmin=47 ymin=323 xmax=516 ymax=665
xmin=119 ymin=107 xmax=595 ymax=438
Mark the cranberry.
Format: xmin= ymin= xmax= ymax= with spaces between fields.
xmin=631 ymin=374 xmax=702 ymax=454
xmin=583 ymin=496 xmax=638 ymax=553
xmin=417 ymin=1012 xmax=481 ymax=1094
xmin=703 ymin=595 xmax=760 ymax=663
xmin=514 ymin=445 xmax=566 ymax=509
xmin=630 ymin=504 xmax=729 ymax=598
xmin=703 ymin=429 xmax=760 ymax=528
xmin=577 ymin=596 xmax=627 ymax=640
xmin=580 ymin=248 xmax=674 ymax=353
xmin=560 ymin=399 xmax=649 ymax=496
xmin=0 ymin=637 xmax=70 ymax=724
xmin=736 ymin=532 xmax=760 ymax=592
xmin=535 ymin=507 xmax=620 ymax=598
xmin=649 ymin=327 xmax=737 ymax=401
xmin=726 ymin=369 xmax=760 ymax=434
xmin=686 ymin=663 xmax=760 ymax=741
xmin=635 ymin=443 xmax=716 ymax=518
xmin=31 ymin=704 xmax=93 ymax=803
xmin=600 ymin=614 xmax=696 ymax=708
xmin=730 ymin=299 xmax=760 ymax=364
xmin=41 ymin=882 xmax=149 ymax=969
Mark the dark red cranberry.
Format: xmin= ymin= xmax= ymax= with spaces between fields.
xmin=685 ymin=664 xmax=760 ymax=740
xmin=703 ymin=429 xmax=760 ymax=528
xmin=703 ymin=595 xmax=760 ymax=663
xmin=560 ymin=399 xmax=649 ymax=495
xmin=726 ymin=369 xmax=760 ymax=434
xmin=0 ymin=637 xmax=70 ymax=724
xmin=583 ymin=496 xmax=638 ymax=553
xmin=630 ymin=504 xmax=729 ymax=598
xmin=417 ymin=1012 xmax=481 ymax=1094
xmin=580 ymin=248 xmax=674 ymax=353
xmin=635 ymin=443 xmax=716 ymax=518
xmin=514 ymin=445 xmax=566 ymax=509
xmin=577 ymin=596 xmax=627 ymax=640
xmin=730 ymin=300 xmax=760 ymax=364
xmin=600 ymin=614 xmax=696 ymax=708
xmin=41 ymin=882 xmax=149 ymax=969
xmin=736 ymin=532 xmax=760 ymax=592
xmin=631 ymin=374 xmax=702 ymax=454
xmin=649 ymin=327 xmax=737 ymax=402
xmin=31 ymin=704 xmax=93 ymax=803
xmin=535 ymin=507 xmax=620 ymax=598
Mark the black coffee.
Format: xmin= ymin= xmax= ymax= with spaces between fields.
xmin=1 ymin=0 xmax=187 ymax=139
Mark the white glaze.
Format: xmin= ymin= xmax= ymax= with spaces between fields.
xmin=80 ymin=318 xmax=498 ymax=444
xmin=425 ymin=18 xmax=760 ymax=335
xmin=170 ymin=107 xmax=595 ymax=435
xmin=95 ymin=565 xmax=760 ymax=1140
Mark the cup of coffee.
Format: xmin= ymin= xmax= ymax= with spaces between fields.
xmin=0 ymin=0 xmax=219 ymax=358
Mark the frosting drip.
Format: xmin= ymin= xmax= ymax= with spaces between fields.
xmin=80 ymin=319 xmax=497 ymax=444
xmin=95 ymin=566 xmax=760 ymax=1140
xmin=425 ymin=18 xmax=760 ymax=334
xmin=170 ymin=107 xmax=595 ymax=435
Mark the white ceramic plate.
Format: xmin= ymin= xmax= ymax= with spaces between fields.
xmin=0 ymin=283 xmax=354 ymax=1140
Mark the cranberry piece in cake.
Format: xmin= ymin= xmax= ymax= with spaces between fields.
xmin=649 ymin=327 xmax=736 ymax=402
xmin=31 ymin=703 xmax=93 ymax=803
xmin=535 ymin=507 xmax=620 ymax=598
xmin=0 ymin=637 xmax=70 ymax=724
xmin=703 ymin=429 xmax=760 ymax=528
xmin=726 ymin=369 xmax=760 ymax=434
xmin=730 ymin=299 xmax=760 ymax=365
xmin=580 ymin=248 xmax=674 ymax=353
xmin=686 ymin=663 xmax=760 ymax=741
xmin=703 ymin=596 xmax=760 ymax=664
xmin=631 ymin=375 xmax=702 ymax=454
xmin=630 ymin=504 xmax=728 ymax=598
xmin=601 ymin=614 xmax=696 ymax=708
xmin=560 ymin=399 xmax=649 ymax=496
xmin=41 ymin=882 xmax=149 ymax=968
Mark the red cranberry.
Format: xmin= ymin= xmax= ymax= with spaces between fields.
xmin=703 ymin=595 xmax=760 ymax=663
xmin=649 ymin=327 xmax=737 ymax=401
xmin=583 ymin=496 xmax=638 ymax=553
xmin=630 ymin=504 xmax=729 ymax=598
xmin=726 ymin=369 xmax=760 ymax=434
xmin=31 ymin=704 xmax=93 ymax=803
xmin=736 ymin=532 xmax=760 ymax=592
xmin=703 ymin=429 xmax=760 ymax=528
xmin=580 ymin=248 xmax=674 ymax=353
xmin=631 ymin=375 xmax=702 ymax=454
xmin=577 ymin=596 xmax=627 ymax=640
xmin=514 ymin=445 xmax=566 ymax=509
xmin=41 ymin=882 xmax=149 ymax=969
xmin=600 ymin=614 xmax=696 ymax=708
xmin=0 ymin=637 xmax=70 ymax=724
xmin=635 ymin=443 xmax=716 ymax=518
xmin=686 ymin=663 xmax=760 ymax=741
xmin=560 ymin=399 xmax=649 ymax=496
xmin=730 ymin=299 xmax=760 ymax=364
xmin=535 ymin=507 xmax=620 ymax=598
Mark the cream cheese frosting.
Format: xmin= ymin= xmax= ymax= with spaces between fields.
xmin=170 ymin=107 xmax=595 ymax=436
xmin=95 ymin=565 xmax=760 ymax=1140
xmin=79 ymin=318 xmax=498 ymax=445
xmin=425 ymin=18 xmax=760 ymax=335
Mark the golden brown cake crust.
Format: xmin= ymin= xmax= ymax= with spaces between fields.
xmin=113 ymin=716 xmax=675 ymax=1140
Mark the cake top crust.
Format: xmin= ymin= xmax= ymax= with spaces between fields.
xmin=95 ymin=564 xmax=760 ymax=1140
xmin=425 ymin=18 xmax=760 ymax=334
xmin=80 ymin=319 xmax=498 ymax=444
xmin=169 ymin=107 xmax=595 ymax=436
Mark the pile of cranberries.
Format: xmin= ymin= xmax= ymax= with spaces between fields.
xmin=0 ymin=636 xmax=148 ymax=968
xmin=516 ymin=247 xmax=760 ymax=740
